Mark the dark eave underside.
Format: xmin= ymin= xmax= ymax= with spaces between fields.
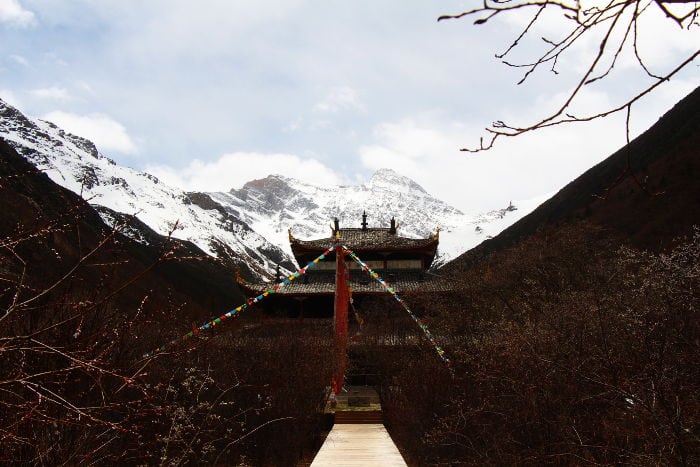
xmin=241 ymin=271 xmax=454 ymax=297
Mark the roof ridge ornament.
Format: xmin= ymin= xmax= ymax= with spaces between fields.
xmin=288 ymin=227 xmax=295 ymax=242
xmin=275 ymin=264 xmax=282 ymax=282
xmin=434 ymin=227 xmax=440 ymax=240
xmin=331 ymin=217 xmax=342 ymax=239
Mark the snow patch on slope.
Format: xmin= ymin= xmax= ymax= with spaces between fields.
xmin=208 ymin=170 xmax=544 ymax=267
xmin=0 ymin=98 xmax=290 ymax=279
xmin=1 ymin=97 xmax=547 ymax=274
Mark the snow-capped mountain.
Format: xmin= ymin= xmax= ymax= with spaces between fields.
xmin=208 ymin=170 xmax=547 ymax=267
xmin=0 ymin=99 xmax=292 ymax=279
xmin=0 ymin=97 xmax=543 ymax=275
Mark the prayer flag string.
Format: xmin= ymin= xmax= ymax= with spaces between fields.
xmin=143 ymin=246 xmax=334 ymax=358
xmin=342 ymin=245 xmax=451 ymax=367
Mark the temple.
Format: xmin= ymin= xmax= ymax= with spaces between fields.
xmin=237 ymin=212 xmax=453 ymax=318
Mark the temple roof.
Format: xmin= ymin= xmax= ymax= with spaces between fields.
xmin=291 ymin=227 xmax=438 ymax=251
xmin=240 ymin=271 xmax=454 ymax=297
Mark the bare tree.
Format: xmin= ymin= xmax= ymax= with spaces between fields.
xmin=0 ymin=143 xmax=336 ymax=464
xmin=439 ymin=0 xmax=699 ymax=151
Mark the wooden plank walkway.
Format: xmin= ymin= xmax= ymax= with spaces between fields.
xmin=310 ymin=423 xmax=407 ymax=466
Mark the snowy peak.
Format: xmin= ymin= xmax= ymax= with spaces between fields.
xmin=367 ymin=168 xmax=427 ymax=194
xmin=239 ymin=174 xmax=292 ymax=193
xmin=233 ymin=174 xmax=314 ymax=212
xmin=0 ymin=98 xmax=294 ymax=280
xmin=209 ymin=168 xmax=539 ymax=268
xmin=229 ymin=174 xmax=320 ymax=216
xmin=1 ymin=96 xmax=544 ymax=275
xmin=1 ymin=100 xmax=100 ymax=161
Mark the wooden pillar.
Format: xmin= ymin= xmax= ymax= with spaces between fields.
xmin=333 ymin=242 xmax=349 ymax=394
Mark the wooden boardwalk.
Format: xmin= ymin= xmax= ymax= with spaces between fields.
xmin=311 ymin=386 xmax=407 ymax=466
xmin=310 ymin=423 xmax=407 ymax=466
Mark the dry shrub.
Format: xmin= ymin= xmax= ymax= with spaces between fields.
xmin=0 ymin=191 xmax=333 ymax=464
xmin=375 ymin=224 xmax=699 ymax=465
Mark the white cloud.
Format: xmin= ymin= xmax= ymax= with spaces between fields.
xmin=0 ymin=88 xmax=22 ymax=108
xmin=76 ymin=81 xmax=94 ymax=94
xmin=41 ymin=111 xmax=138 ymax=154
xmin=314 ymin=86 xmax=366 ymax=113
xmin=1 ymin=0 xmax=693 ymax=214
xmin=10 ymin=54 xmax=29 ymax=66
xmin=0 ymin=0 xmax=36 ymax=27
xmin=630 ymin=8 xmax=700 ymax=70
xmin=493 ymin=1 xmax=699 ymax=87
xmin=364 ymin=118 xmax=463 ymax=160
xmin=145 ymin=152 xmax=345 ymax=192
xmin=44 ymin=53 xmax=69 ymax=67
xmin=358 ymin=109 xmax=630 ymax=213
xmin=30 ymin=86 xmax=71 ymax=101
xmin=526 ymin=86 xmax=616 ymax=125
xmin=117 ymin=1 xmax=306 ymax=64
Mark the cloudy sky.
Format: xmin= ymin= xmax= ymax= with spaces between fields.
xmin=1 ymin=0 xmax=697 ymax=212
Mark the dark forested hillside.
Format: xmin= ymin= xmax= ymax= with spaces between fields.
xmin=380 ymin=222 xmax=699 ymax=465
xmin=2 ymin=83 xmax=697 ymax=467
xmin=370 ymin=89 xmax=700 ymax=465
xmin=0 ymin=138 xmax=244 ymax=320
xmin=0 ymin=139 xmax=333 ymax=465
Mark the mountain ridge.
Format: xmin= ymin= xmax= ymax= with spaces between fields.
xmin=0 ymin=98 xmax=540 ymax=275
xmin=210 ymin=168 xmax=541 ymax=267
xmin=0 ymin=137 xmax=244 ymax=324
xmin=0 ymin=99 xmax=293 ymax=279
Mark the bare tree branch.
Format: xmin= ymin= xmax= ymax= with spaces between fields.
xmin=438 ymin=0 xmax=700 ymax=152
